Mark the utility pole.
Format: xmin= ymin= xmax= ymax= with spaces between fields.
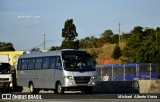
xmin=118 ymin=22 xmax=121 ymax=44
xmin=44 ymin=34 xmax=46 ymax=50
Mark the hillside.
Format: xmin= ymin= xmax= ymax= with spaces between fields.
xmin=82 ymin=42 xmax=126 ymax=65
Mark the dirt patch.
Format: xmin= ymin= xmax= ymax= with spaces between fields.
xmin=138 ymin=80 xmax=160 ymax=93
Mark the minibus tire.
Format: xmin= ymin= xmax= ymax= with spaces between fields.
xmin=29 ymin=83 xmax=39 ymax=94
xmin=56 ymin=82 xmax=64 ymax=94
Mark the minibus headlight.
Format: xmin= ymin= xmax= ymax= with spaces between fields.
xmin=65 ymin=76 xmax=74 ymax=80
xmin=91 ymin=75 xmax=97 ymax=80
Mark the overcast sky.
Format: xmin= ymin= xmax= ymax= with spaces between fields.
xmin=0 ymin=0 xmax=160 ymax=51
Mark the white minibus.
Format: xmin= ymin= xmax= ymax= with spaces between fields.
xmin=16 ymin=49 xmax=96 ymax=94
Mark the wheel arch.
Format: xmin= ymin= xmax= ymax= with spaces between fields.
xmin=55 ymin=80 xmax=61 ymax=87
xmin=28 ymin=81 xmax=33 ymax=87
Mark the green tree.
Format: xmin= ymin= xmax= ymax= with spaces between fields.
xmin=50 ymin=46 xmax=61 ymax=51
xmin=135 ymin=28 xmax=159 ymax=63
xmin=61 ymin=40 xmax=79 ymax=49
xmin=110 ymin=34 xmax=119 ymax=44
xmin=31 ymin=47 xmax=40 ymax=51
xmin=123 ymin=26 xmax=144 ymax=62
xmin=112 ymin=43 xmax=121 ymax=60
xmin=79 ymin=37 xmax=91 ymax=48
xmin=101 ymin=29 xmax=113 ymax=43
xmin=79 ymin=36 xmax=98 ymax=49
xmin=61 ymin=19 xmax=79 ymax=49
xmin=88 ymin=49 xmax=98 ymax=59
xmin=123 ymin=26 xmax=160 ymax=65
xmin=0 ymin=42 xmax=15 ymax=51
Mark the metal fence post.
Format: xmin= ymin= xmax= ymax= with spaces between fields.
xmin=112 ymin=65 xmax=114 ymax=81
xmin=136 ymin=64 xmax=138 ymax=79
xmin=101 ymin=66 xmax=102 ymax=81
xmin=124 ymin=64 xmax=125 ymax=81
xmin=150 ymin=63 xmax=151 ymax=79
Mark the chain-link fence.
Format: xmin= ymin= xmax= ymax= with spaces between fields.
xmin=96 ymin=63 xmax=158 ymax=81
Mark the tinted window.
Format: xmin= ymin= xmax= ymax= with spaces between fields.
xmin=17 ymin=59 xmax=22 ymax=70
xmin=28 ymin=58 xmax=35 ymax=70
xmin=108 ymin=68 xmax=112 ymax=75
xmin=56 ymin=57 xmax=62 ymax=68
xmin=131 ymin=67 xmax=136 ymax=76
xmin=105 ymin=68 xmax=112 ymax=75
xmin=116 ymin=67 xmax=124 ymax=76
xmin=50 ymin=57 xmax=56 ymax=69
xmin=35 ymin=58 xmax=42 ymax=69
xmin=125 ymin=67 xmax=136 ymax=76
xmin=151 ymin=65 xmax=157 ymax=72
xmin=42 ymin=57 xmax=50 ymax=69
xmin=21 ymin=59 xmax=28 ymax=70
xmin=139 ymin=64 xmax=149 ymax=72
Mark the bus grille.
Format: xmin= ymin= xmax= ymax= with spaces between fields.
xmin=74 ymin=76 xmax=91 ymax=84
xmin=0 ymin=78 xmax=9 ymax=81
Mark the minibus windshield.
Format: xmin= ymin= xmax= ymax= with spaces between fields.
xmin=62 ymin=53 xmax=95 ymax=71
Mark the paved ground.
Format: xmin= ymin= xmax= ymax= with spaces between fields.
xmin=1 ymin=80 xmax=160 ymax=102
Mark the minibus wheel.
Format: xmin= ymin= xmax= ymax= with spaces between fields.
xmin=56 ymin=82 xmax=64 ymax=94
xmin=29 ymin=83 xmax=39 ymax=94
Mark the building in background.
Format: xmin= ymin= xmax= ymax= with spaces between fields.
xmin=0 ymin=51 xmax=24 ymax=67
